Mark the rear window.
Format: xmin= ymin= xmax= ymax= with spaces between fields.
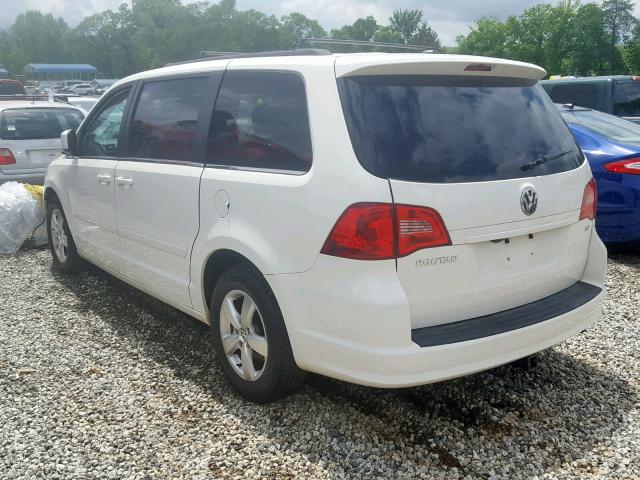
xmin=563 ymin=109 xmax=640 ymax=144
xmin=614 ymin=82 xmax=640 ymax=116
xmin=0 ymin=108 xmax=83 ymax=140
xmin=547 ymin=83 xmax=598 ymax=109
xmin=0 ymin=81 xmax=25 ymax=95
xmin=338 ymin=75 xmax=583 ymax=183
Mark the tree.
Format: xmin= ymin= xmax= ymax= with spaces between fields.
xmin=413 ymin=22 xmax=441 ymax=50
xmin=389 ymin=9 xmax=423 ymax=43
xmin=624 ymin=22 xmax=640 ymax=72
xmin=280 ymin=12 xmax=326 ymax=47
xmin=602 ymin=0 xmax=636 ymax=46
xmin=331 ymin=16 xmax=379 ymax=41
xmin=570 ymin=3 xmax=609 ymax=75
xmin=9 ymin=11 xmax=68 ymax=65
xmin=457 ymin=17 xmax=511 ymax=58
xmin=67 ymin=6 xmax=137 ymax=77
xmin=388 ymin=9 xmax=441 ymax=49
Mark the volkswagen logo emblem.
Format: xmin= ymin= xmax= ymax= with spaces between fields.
xmin=520 ymin=186 xmax=538 ymax=216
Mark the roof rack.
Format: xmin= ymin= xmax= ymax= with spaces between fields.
xmin=0 ymin=94 xmax=69 ymax=103
xmin=165 ymin=48 xmax=331 ymax=67
xmin=294 ymin=37 xmax=438 ymax=53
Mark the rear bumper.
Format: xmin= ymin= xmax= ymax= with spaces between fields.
xmin=291 ymin=289 xmax=602 ymax=387
xmin=268 ymin=227 xmax=607 ymax=388
xmin=0 ymin=171 xmax=45 ymax=185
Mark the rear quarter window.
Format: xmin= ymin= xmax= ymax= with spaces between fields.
xmin=206 ymin=71 xmax=312 ymax=173
xmin=338 ymin=75 xmax=583 ymax=183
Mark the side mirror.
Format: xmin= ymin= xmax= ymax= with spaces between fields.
xmin=61 ymin=129 xmax=78 ymax=155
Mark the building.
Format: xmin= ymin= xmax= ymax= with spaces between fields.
xmin=22 ymin=64 xmax=97 ymax=83
xmin=0 ymin=68 xmax=8 ymax=79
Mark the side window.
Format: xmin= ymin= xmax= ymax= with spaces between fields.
xmin=127 ymin=77 xmax=207 ymax=162
xmin=206 ymin=71 xmax=312 ymax=172
xmin=614 ymin=82 xmax=640 ymax=116
xmin=79 ymin=90 xmax=129 ymax=157
xmin=548 ymin=84 xmax=598 ymax=109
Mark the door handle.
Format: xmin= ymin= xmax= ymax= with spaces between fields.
xmin=116 ymin=177 xmax=133 ymax=187
xmin=97 ymin=174 xmax=111 ymax=185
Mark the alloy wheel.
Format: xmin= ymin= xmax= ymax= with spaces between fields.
xmin=219 ymin=289 xmax=268 ymax=381
xmin=50 ymin=209 xmax=68 ymax=263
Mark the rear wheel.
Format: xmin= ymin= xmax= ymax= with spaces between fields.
xmin=47 ymin=199 xmax=85 ymax=274
xmin=210 ymin=264 xmax=305 ymax=402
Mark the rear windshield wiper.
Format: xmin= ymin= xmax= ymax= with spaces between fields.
xmin=521 ymin=149 xmax=575 ymax=171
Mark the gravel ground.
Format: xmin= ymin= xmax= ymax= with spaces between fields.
xmin=0 ymin=248 xmax=638 ymax=479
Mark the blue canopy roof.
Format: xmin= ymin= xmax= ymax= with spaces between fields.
xmin=23 ymin=63 xmax=97 ymax=74
xmin=0 ymin=68 xmax=8 ymax=73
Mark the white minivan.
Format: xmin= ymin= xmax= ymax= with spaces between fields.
xmin=44 ymin=50 xmax=606 ymax=402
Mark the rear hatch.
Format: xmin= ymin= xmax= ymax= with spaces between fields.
xmin=0 ymin=107 xmax=83 ymax=174
xmin=337 ymin=56 xmax=594 ymax=329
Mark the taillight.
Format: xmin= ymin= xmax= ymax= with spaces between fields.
xmin=603 ymin=157 xmax=640 ymax=174
xmin=320 ymin=203 xmax=395 ymax=260
xmin=321 ymin=202 xmax=450 ymax=260
xmin=0 ymin=148 xmax=16 ymax=165
xmin=395 ymin=204 xmax=451 ymax=256
xmin=579 ymin=178 xmax=597 ymax=221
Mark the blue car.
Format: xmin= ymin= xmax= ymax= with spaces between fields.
xmin=558 ymin=104 xmax=640 ymax=245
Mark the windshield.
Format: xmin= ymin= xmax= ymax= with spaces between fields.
xmin=563 ymin=108 xmax=640 ymax=144
xmin=338 ymin=75 xmax=583 ymax=183
xmin=0 ymin=108 xmax=84 ymax=140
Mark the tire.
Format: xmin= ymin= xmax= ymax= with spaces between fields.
xmin=210 ymin=263 xmax=305 ymax=402
xmin=46 ymin=199 xmax=85 ymax=274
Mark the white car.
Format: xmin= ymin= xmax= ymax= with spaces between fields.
xmin=44 ymin=51 xmax=607 ymax=402
xmin=66 ymin=96 xmax=100 ymax=113
xmin=0 ymin=101 xmax=84 ymax=184
xmin=71 ymin=83 xmax=93 ymax=95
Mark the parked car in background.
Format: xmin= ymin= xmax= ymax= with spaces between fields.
xmin=66 ymin=96 xmax=100 ymax=113
xmin=542 ymin=76 xmax=640 ymax=124
xmin=0 ymin=100 xmax=84 ymax=184
xmin=24 ymin=86 xmax=41 ymax=95
xmin=0 ymin=79 xmax=26 ymax=95
xmin=71 ymin=83 xmax=93 ymax=95
xmin=559 ymin=103 xmax=640 ymax=244
xmin=44 ymin=51 xmax=606 ymax=402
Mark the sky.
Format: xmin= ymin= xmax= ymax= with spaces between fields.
xmin=0 ymin=0 xmax=628 ymax=45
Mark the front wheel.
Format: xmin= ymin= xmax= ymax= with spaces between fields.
xmin=210 ymin=264 xmax=305 ymax=402
xmin=47 ymin=199 xmax=85 ymax=274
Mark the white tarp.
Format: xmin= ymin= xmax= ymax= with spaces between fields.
xmin=0 ymin=182 xmax=45 ymax=254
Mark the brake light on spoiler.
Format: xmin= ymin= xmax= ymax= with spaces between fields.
xmin=321 ymin=203 xmax=451 ymax=260
xmin=464 ymin=64 xmax=492 ymax=72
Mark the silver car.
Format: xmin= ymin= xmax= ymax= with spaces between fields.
xmin=0 ymin=101 xmax=84 ymax=184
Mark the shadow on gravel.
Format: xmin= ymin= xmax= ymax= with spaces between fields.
xmin=52 ymin=262 xmax=635 ymax=479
